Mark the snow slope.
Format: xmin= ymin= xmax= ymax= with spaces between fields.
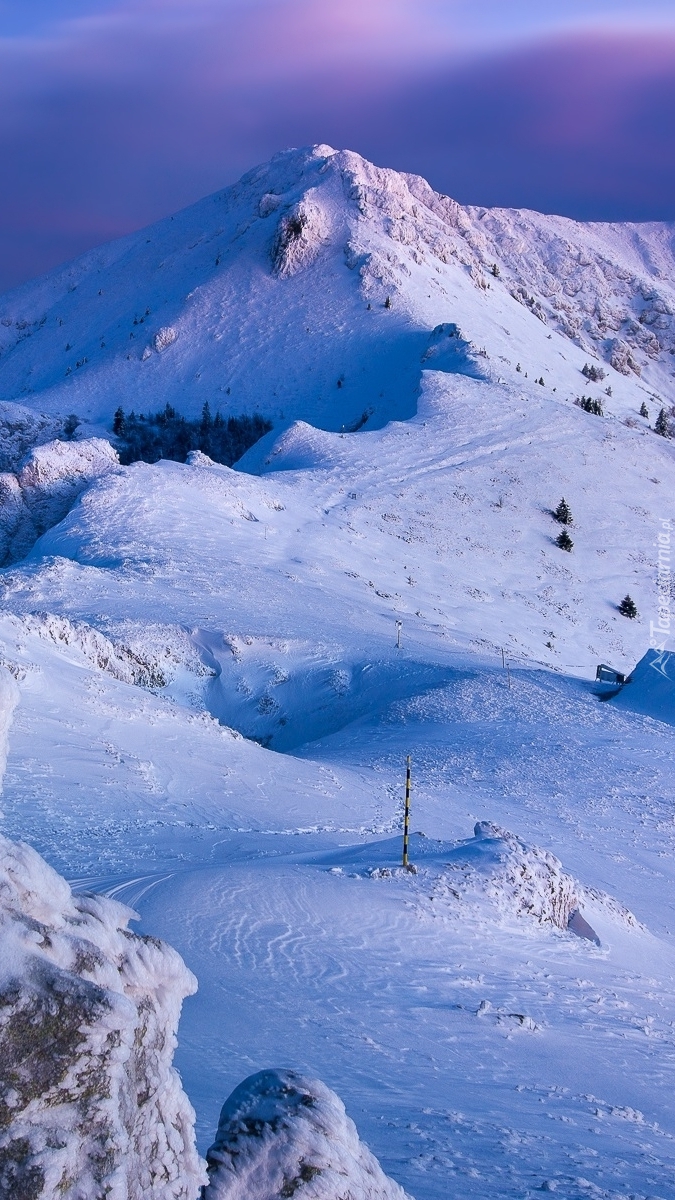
xmin=0 ymin=146 xmax=674 ymax=1200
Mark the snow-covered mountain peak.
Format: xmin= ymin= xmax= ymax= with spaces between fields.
xmin=0 ymin=144 xmax=672 ymax=439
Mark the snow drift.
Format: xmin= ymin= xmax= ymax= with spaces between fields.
xmin=610 ymin=648 xmax=675 ymax=726
xmin=0 ymin=835 xmax=204 ymax=1199
xmin=202 ymin=1068 xmax=412 ymax=1200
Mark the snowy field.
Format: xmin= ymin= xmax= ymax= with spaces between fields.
xmin=0 ymin=145 xmax=675 ymax=1198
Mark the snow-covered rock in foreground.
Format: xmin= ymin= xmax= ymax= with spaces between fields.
xmin=203 ymin=1069 xmax=412 ymax=1200
xmin=0 ymin=835 xmax=204 ymax=1199
xmin=0 ymin=436 xmax=119 ymax=565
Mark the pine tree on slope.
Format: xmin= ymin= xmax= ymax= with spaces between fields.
xmin=554 ymin=498 xmax=572 ymax=525
xmin=655 ymin=408 xmax=671 ymax=437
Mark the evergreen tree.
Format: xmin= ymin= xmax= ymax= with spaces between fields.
xmin=112 ymin=403 xmax=271 ymax=467
xmin=582 ymin=363 xmax=605 ymax=382
xmin=618 ymin=594 xmax=638 ymax=619
xmin=384 ymin=296 xmax=392 ymax=309
xmin=576 ymin=396 xmax=604 ymax=416
xmin=555 ymin=530 xmax=573 ymax=552
xmin=63 ymin=414 xmax=79 ymax=440
xmin=199 ymin=401 xmax=213 ymax=454
xmin=491 ymin=263 xmax=500 ymax=278
xmin=112 ymin=407 xmax=125 ymax=435
xmin=639 ymin=401 xmax=649 ymax=418
xmin=554 ymin=497 xmax=572 ymax=525
xmin=655 ymin=408 xmax=671 ymax=438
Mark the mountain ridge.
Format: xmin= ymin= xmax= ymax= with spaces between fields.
xmin=0 ymin=144 xmax=672 ymax=437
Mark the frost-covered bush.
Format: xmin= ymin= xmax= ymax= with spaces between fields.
xmin=153 ymin=326 xmax=178 ymax=352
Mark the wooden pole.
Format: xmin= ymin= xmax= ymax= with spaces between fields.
xmin=402 ymin=755 xmax=411 ymax=867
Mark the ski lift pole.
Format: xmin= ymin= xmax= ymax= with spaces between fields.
xmin=402 ymin=755 xmax=411 ymax=868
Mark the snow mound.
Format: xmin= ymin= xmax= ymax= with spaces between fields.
xmin=428 ymin=822 xmax=637 ymax=941
xmin=186 ymin=449 xmax=217 ymax=467
xmin=335 ymin=827 xmax=637 ymax=943
xmin=0 ymin=833 xmax=204 ymax=1199
xmin=610 ymin=648 xmax=675 ymax=725
xmin=203 ymin=1068 xmax=412 ymax=1200
xmin=0 ymin=437 xmax=119 ymax=565
xmin=243 ymin=421 xmax=341 ymax=474
xmin=459 ymin=821 xmax=586 ymax=932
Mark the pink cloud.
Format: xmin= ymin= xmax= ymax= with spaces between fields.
xmin=0 ymin=10 xmax=674 ymax=291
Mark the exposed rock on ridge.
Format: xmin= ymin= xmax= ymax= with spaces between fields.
xmin=0 ymin=836 xmax=205 ymax=1199
xmin=0 ymin=437 xmax=119 ymax=565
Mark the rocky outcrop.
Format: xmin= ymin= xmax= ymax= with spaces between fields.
xmin=0 ymin=836 xmax=205 ymax=1199
xmin=202 ymin=1069 xmax=412 ymax=1200
xmin=0 ymin=437 xmax=119 ymax=565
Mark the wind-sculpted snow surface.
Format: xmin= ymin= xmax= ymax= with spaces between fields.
xmin=0 ymin=437 xmax=119 ymax=565
xmin=202 ymin=1069 xmax=412 ymax=1200
xmin=0 ymin=835 xmax=205 ymax=1199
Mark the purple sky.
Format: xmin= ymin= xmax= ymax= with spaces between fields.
xmin=1 ymin=0 xmax=674 ymax=292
